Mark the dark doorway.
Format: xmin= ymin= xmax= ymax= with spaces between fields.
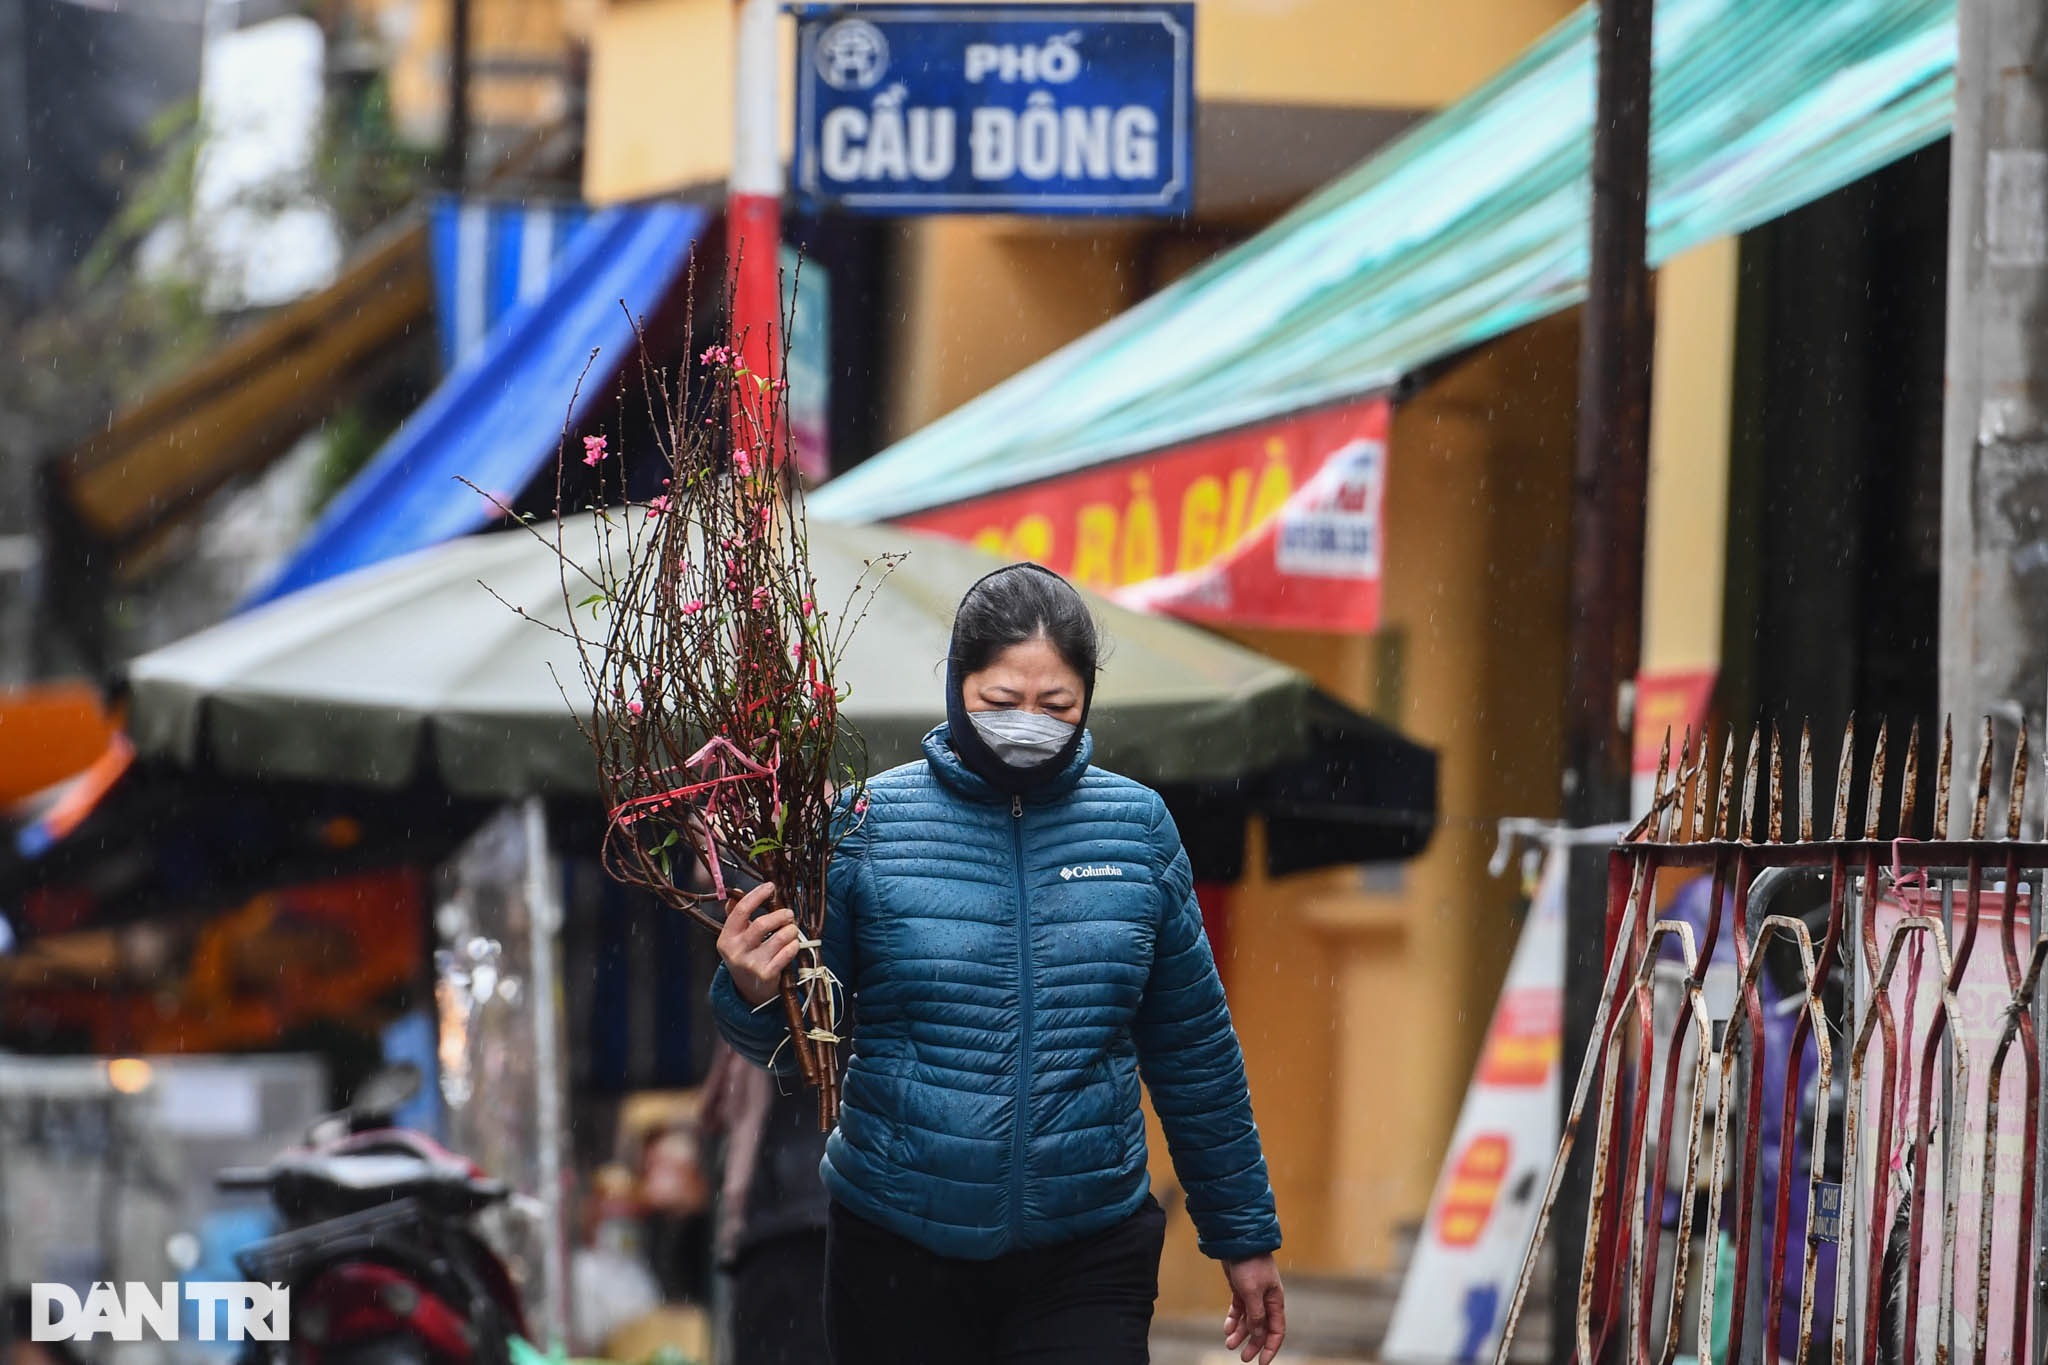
xmin=1722 ymin=139 xmax=1949 ymax=824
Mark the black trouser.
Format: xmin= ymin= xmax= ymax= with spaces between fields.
xmin=824 ymin=1195 xmax=1166 ymax=1365
xmin=647 ymin=1211 xmax=714 ymax=1303
xmin=729 ymin=1230 xmax=830 ymax=1365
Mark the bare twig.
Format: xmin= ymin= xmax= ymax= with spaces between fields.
xmin=502 ymin=269 xmax=897 ymax=1127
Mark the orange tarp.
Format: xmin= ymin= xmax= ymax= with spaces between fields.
xmin=0 ymin=684 xmax=117 ymax=807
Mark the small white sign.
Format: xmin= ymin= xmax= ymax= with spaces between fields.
xmin=1274 ymin=439 xmax=1385 ymax=580
xmin=1987 ymin=148 xmax=2048 ymax=268
xmin=154 ymin=1065 xmax=263 ymax=1137
xmin=1383 ymin=849 xmax=1565 ymax=1363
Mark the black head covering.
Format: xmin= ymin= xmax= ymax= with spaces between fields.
xmin=944 ymin=563 xmax=1096 ymax=795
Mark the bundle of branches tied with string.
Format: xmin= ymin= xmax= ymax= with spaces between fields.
xmin=480 ymin=282 xmax=896 ymax=1129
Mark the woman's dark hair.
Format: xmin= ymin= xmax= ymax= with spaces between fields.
xmin=948 ymin=564 xmax=1099 ymax=683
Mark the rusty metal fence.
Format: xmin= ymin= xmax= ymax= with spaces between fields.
xmin=1496 ymin=720 xmax=2048 ymax=1365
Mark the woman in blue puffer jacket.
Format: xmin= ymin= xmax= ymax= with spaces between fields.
xmin=710 ymin=563 xmax=1285 ymax=1365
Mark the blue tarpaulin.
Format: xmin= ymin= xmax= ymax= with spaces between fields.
xmin=248 ymin=203 xmax=707 ymax=608
xmin=429 ymin=196 xmax=592 ymax=373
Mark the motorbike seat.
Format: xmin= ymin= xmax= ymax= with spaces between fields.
xmin=241 ymin=1148 xmax=508 ymax=1217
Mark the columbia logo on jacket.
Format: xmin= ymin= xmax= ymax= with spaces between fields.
xmin=1059 ymin=864 xmax=1124 ymax=881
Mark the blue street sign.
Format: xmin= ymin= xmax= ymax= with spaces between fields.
xmin=793 ymin=4 xmax=1194 ymax=216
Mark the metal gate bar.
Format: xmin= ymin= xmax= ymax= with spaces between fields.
xmin=1496 ymin=718 xmax=2048 ymax=1365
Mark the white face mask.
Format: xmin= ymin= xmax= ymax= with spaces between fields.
xmin=968 ymin=709 xmax=1076 ymax=767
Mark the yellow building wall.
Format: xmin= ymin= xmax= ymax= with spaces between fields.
xmin=1302 ymin=312 xmax=1579 ymax=1274
xmin=370 ymin=0 xmax=590 ymax=144
xmin=884 ymin=219 xmax=1147 ymax=440
xmin=1641 ymin=238 xmax=1742 ymax=676
xmin=580 ymin=0 xmax=1581 ymax=204
xmin=583 ymin=0 xmax=755 ymax=205
xmin=1142 ymin=818 xmax=1351 ymax=1318
xmin=1136 ymin=315 xmax=1578 ymax=1323
xmin=1194 ymin=0 xmax=1578 ymax=108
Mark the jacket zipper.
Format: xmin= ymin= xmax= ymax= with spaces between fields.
xmin=1009 ymin=792 xmax=1032 ymax=1244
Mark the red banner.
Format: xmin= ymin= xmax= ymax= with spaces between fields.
xmin=1631 ymin=668 xmax=1718 ymax=774
xmin=900 ymin=397 xmax=1390 ymax=631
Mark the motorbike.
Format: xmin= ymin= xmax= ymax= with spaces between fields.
xmin=217 ymin=1064 xmax=528 ymax=1365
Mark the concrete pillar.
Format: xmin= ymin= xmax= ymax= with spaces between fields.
xmin=1938 ymin=0 xmax=2048 ymax=828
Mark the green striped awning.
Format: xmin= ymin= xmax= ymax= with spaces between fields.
xmin=808 ymin=0 xmax=1953 ymax=524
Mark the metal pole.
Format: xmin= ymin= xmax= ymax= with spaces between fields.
xmin=1938 ymin=0 xmax=2048 ymax=838
xmin=1554 ymin=843 xmax=1616 ymax=1365
xmin=1559 ymin=0 xmax=1654 ymax=1355
xmin=0 ymin=0 xmax=30 ymax=302
xmin=0 ymin=1096 xmax=13 ymax=1365
xmin=521 ymin=798 xmax=568 ymax=1353
xmin=445 ymin=0 xmax=471 ymax=187
xmin=100 ymin=1095 xmax=117 ymax=1292
xmin=2036 ymin=865 xmax=2047 ymax=1361
xmin=729 ymin=0 xmax=784 ymax=463
xmin=1944 ymin=0 xmax=2048 ymax=1326
xmin=1563 ymin=0 xmax=1655 ymax=829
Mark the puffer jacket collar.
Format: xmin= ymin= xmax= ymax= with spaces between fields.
xmin=921 ymin=723 xmax=1094 ymax=805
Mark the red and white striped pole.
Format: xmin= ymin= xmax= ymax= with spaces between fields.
xmin=729 ymin=0 xmax=783 ymax=466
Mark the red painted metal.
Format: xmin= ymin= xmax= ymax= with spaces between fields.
xmin=727 ymin=190 xmax=782 ymax=464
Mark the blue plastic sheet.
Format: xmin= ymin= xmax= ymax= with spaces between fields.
xmin=248 ymin=203 xmax=707 ymax=608
xmin=429 ymin=196 xmax=593 ymax=372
